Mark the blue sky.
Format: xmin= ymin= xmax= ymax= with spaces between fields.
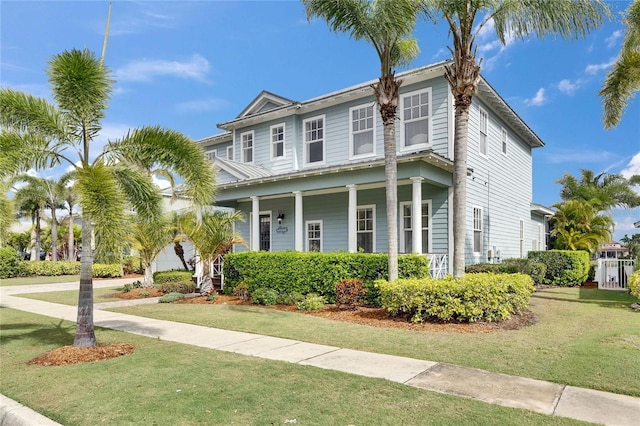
xmin=1 ymin=0 xmax=639 ymax=241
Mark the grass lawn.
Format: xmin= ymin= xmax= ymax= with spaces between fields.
xmin=14 ymin=286 xmax=124 ymax=305
xmin=107 ymin=287 xmax=640 ymax=397
xmin=0 ymin=309 xmax=587 ymax=426
xmin=0 ymin=275 xmax=80 ymax=286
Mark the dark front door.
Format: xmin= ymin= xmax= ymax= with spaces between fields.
xmin=259 ymin=214 xmax=271 ymax=251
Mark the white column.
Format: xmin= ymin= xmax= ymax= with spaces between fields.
xmin=347 ymin=184 xmax=357 ymax=252
xmin=294 ymin=191 xmax=303 ymax=251
xmin=251 ymin=196 xmax=260 ymax=251
xmin=411 ymin=177 xmax=423 ymax=254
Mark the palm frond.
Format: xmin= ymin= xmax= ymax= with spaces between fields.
xmin=110 ymin=164 xmax=163 ymax=221
xmin=0 ymin=88 xmax=67 ymax=140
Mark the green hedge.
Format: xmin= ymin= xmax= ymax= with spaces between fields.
xmin=0 ymin=247 xmax=21 ymax=278
xmin=158 ymin=280 xmax=196 ymax=294
xmin=527 ymin=250 xmax=590 ymax=286
xmin=629 ymin=271 xmax=640 ymax=299
xmin=17 ymin=261 xmax=81 ymax=277
xmin=465 ymin=263 xmax=519 ymax=274
xmin=153 ymin=270 xmax=194 ymax=284
xmin=92 ymin=263 xmax=123 ymax=278
xmin=223 ymin=252 xmax=429 ymax=304
xmin=465 ymin=260 xmax=546 ymax=285
xmin=377 ymin=273 xmax=534 ymax=323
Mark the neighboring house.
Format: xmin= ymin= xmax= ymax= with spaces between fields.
xmin=595 ymin=241 xmax=630 ymax=260
xmin=198 ymin=61 xmax=548 ymax=274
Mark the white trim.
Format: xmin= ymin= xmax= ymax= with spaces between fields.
xmin=226 ymin=145 xmax=234 ymax=160
xmin=249 ymin=210 xmax=272 ymax=251
xmin=501 ymin=127 xmax=508 ymax=156
xmin=204 ymin=149 xmax=216 ymax=161
xmin=270 ymin=122 xmax=286 ymax=160
xmin=400 ymin=87 xmax=432 ymax=152
xmin=305 ymin=220 xmax=323 ymax=252
xmin=473 ymin=206 xmax=483 ymax=255
xmin=356 ymin=204 xmax=376 ymax=253
xmin=538 ymin=224 xmax=543 ymax=251
xmin=479 ymin=107 xmax=488 ymax=158
xmin=399 ymin=200 xmax=432 ymax=254
xmin=348 ymin=103 xmax=376 ymax=160
xmin=519 ymin=219 xmax=525 ymax=258
xmin=448 ymin=87 xmax=454 ymax=160
xmin=448 ymin=187 xmax=453 ymax=274
xmin=240 ymin=130 xmax=254 ymax=164
xmin=302 ymin=114 xmax=325 ymax=166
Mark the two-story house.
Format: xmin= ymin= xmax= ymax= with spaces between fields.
xmin=197 ymin=60 xmax=551 ymax=275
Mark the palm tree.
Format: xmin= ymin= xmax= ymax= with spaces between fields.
xmin=0 ymin=49 xmax=215 ymax=347
xmin=12 ymin=177 xmax=48 ymax=261
xmin=557 ymin=169 xmax=640 ymax=212
xmin=0 ymin=178 xmax=15 ymax=247
xmin=58 ymin=171 xmax=78 ymax=261
xmin=302 ymin=0 xmax=421 ymax=280
xmin=421 ymin=0 xmax=610 ymax=276
xmin=600 ymin=0 xmax=640 ymax=129
xmin=130 ymin=215 xmax=173 ymax=288
xmin=551 ymin=199 xmax=612 ymax=253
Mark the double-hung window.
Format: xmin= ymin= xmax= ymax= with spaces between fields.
xmin=400 ymin=201 xmax=431 ymax=253
xmin=350 ymin=105 xmax=374 ymax=158
xmin=356 ymin=205 xmax=375 ymax=253
xmin=501 ymin=127 xmax=508 ymax=155
xmin=226 ymin=145 xmax=234 ymax=160
xmin=270 ymin=123 xmax=285 ymax=159
xmin=306 ymin=221 xmax=322 ymax=252
xmin=241 ymin=131 xmax=254 ymax=163
xmin=473 ymin=207 xmax=483 ymax=254
xmin=479 ymin=108 xmax=488 ymax=156
xmin=204 ymin=150 xmax=216 ymax=161
xmin=303 ymin=115 xmax=324 ymax=165
xmin=401 ymin=88 xmax=431 ymax=149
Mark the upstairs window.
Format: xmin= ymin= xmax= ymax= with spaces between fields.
xmin=350 ymin=105 xmax=375 ymax=157
xmin=304 ymin=116 xmax=324 ymax=165
xmin=226 ymin=145 xmax=234 ymax=160
xmin=204 ymin=150 xmax=216 ymax=161
xmin=501 ymin=128 xmax=508 ymax=155
xmin=271 ymin=123 xmax=285 ymax=159
xmin=473 ymin=207 xmax=483 ymax=254
xmin=401 ymin=89 xmax=431 ymax=149
xmin=241 ymin=131 xmax=253 ymax=163
xmin=479 ymin=108 xmax=488 ymax=156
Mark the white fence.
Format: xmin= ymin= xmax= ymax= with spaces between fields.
xmin=427 ymin=253 xmax=448 ymax=279
xmin=595 ymin=259 xmax=635 ymax=290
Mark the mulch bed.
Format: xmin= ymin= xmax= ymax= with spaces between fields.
xmin=29 ymin=343 xmax=135 ymax=366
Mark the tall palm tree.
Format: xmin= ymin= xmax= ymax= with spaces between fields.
xmin=557 ymin=168 xmax=640 ymax=212
xmin=58 ymin=171 xmax=78 ymax=261
xmin=600 ymin=0 xmax=640 ymax=129
xmin=0 ymin=49 xmax=215 ymax=347
xmin=302 ymin=0 xmax=421 ymax=280
xmin=12 ymin=177 xmax=48 ymax=261
xmin=551 ymin=199 xmax=612 ymax=253
xmin=421 ymin=0 xmax=610 ymax=276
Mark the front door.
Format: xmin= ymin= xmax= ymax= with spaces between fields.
xmin=259 ymin=214 xmax=271 ymax=251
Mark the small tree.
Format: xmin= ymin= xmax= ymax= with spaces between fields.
xmin=551 ymin=199 xmax=612 ymax=253
xmin=130 ymin=215 xmax=173 ymax=288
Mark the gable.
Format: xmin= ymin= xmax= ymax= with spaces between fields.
xmin=237 ymin=90 xmax=294 ymax=118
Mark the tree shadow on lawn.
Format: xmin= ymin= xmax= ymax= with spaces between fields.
xmin=532 ymin=288 xmax=638 ymax=310
xmin=0 ymin=316 xmax=75 ymax=346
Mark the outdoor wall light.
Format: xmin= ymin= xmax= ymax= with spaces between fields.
xmin=277 ymin=211 xmax=285 ymax=225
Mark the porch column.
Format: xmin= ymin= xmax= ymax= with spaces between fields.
xmin=347 ymin=184 xmax=357 ymax=252
xmin=294 ymin=191 xmax=303 ymax=251
xmin=251 ymin=196 xmax=260 ymax=251
xmin=411 ymin=177 xmax=423 ymax=254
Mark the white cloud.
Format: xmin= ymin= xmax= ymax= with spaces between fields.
xmin=89 ymin=123 xmax=134 ymax=161
xmin=176 ymin=98 xmax=229 ymax=113
xmin=557 ymin=79 xmax=580 ymax=95
xmin=585 ymin=57 xmax=616 ymax=75
xmin=606 ymin=30 xmax=623 ymax=49
xmin=524 ymin=88 xmax=546 ymax=106
xmin=152 ymin=176 xmax=172 ymax=190
xmin=612 ymin=207 xmax=640 ymax=241
xmin=621 ymin=152 xmax=640 ymax=178
xmin=115 ymin=54 xmax=210 ymax=83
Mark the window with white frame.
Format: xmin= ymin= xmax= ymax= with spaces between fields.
xmin=270 ymin=123 xmax=285 ymax=159
xmin=350 ymin=105 xmax=375 ymax=157
xmin=401 ymin=89 xmax=431 ymax=149
xmin=479 ymin=108 xmax=488 ymax=156
xmin=226 ymin=145 xmax=234 ymax=160
xmin=501 ymin=127 xmax=508 ymax=155
xmin=303 ymin=116 xmax=324 ymax=165
xmin=356 ymin=205 xmax=375 ymax=253
xmin=241 ymin=131 xmax=254 ymax=163
xmin=519 ymin=219 xmax=525 ymax=258
xmin=400 ymin=201 xmax=431 ymax=253
xmin=473 ymin=207 xmax=483 ymax=254
xmin=306 ymin=221 xmax=322 ymax=252
xmin=204 ymin=150 xmax=216 ymax=161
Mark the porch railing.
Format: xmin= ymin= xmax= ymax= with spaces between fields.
xmin=426 ymin=253 xmax=448 ymax=279
xmin=596 ymin=259 xmax=635 ymax=290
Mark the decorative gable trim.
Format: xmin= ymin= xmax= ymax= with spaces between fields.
xmin=236 ymin=90 xmax=294 ymax=119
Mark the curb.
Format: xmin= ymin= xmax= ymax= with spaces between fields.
xmin=0 ymin=394 xmax=62 ymax=426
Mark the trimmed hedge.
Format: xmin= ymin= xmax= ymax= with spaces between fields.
xmin=92 ymin=263 xmax=123 ymax=278
xmin=153 ymin=270 xmax=194 ymax=284
xmin=466 ymin=260 xmax=546 ymax=285
xmin=18 ymin=261 xmax=81 ymax=277
xmin=0 ymin=247 xmax=21 ymax=278
xmin=527 ymin=250 xmax=590 ymax=287
xmin=158 ymin=280 xmax=196 ymax=294
xmin=465 ymin=263 xmax=519 ymax=274
xmin=223 ymin=252 xmax=429 ymax=304
xmin=377 ymin=273 xmax=534 ymax=323
xmin=629 ymin=271 xmax=640 ymax=299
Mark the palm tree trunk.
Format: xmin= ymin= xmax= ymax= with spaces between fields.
xmin=34 ymin=210 xmax=42 ymax=261
xmin=174 ymin=241 xmax=189 ymax=270
xmin=453 ymin=105 xmax=470 ymax=278
xmin=74 ymin=221 xmax=96 ymax=347
xmin=68 ymin=209 xmax=74 ymax=260
xmin=51 ymin=208 xmax=58 ymax=261
xmin=143 ymin=260 xmax=154 ymax=288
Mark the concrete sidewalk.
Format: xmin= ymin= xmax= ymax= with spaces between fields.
xmin=1 ymin=280 xmax=639 ymax=425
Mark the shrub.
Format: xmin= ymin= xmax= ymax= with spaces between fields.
xmin=465 ymin=263 xmax=519 ymax=274
xmin=92 ymin=263 xmax=123 ymax=278
xmin=132 ymin=280 xmax=143 ymax=289
xmin=223 ymin=252 xmax=428 ymax=305
xmin=233 ymin=282 xmax=250 ymax=301
xmin=629 ymin=271 xmax=640 ymax=299
xmin=528 ymin=250 xmax=590 ymax=286
xmin=501 ymin=258 xmax=547 ymax=285
xmin=377 ymin=273 xmax=534 ymax=323
xmin=251 ymin=288 xmax=279 ymax=306
xmin=139 ymin=291 xmax=150 ymax=297
xmin=153 ymin=270 xmax=193 ymax=284
xmin=122 ymin=284 xmax=132 ymax=293
xmin=123 ymin=256 xmax=143 ymax=275
xmin=158 ymin=280 xmax=196 ymax=294
xmin=17 ymin=260 xmax=81 ymax=277
xmin=206 ymin=292 xmax=217 ymax=302
xmin=276 ymin=292 xmax=305 ymax=305
xmin=159 ymin=292 xmax=185 ymax=303
xmin=335 ymin=278 xmax=366 ymax=310
xmin=0 ymin=247 xmax=20 ymax=278
xmin=297 ymin=293 xmax=325 ymax=311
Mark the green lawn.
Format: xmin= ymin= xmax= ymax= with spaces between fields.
xmin=15 ymin=286 xmax=124 ymax=305
xmin=0 ymin=309 xmax=587 ymax=426
xmin=0 ymin=275 xmax=80 ymax=286
xmin=107 ymin=287 xmax=640 ymax=397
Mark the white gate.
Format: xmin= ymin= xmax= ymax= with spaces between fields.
xmin=596 ymin=259 xmax=635 ymax=290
